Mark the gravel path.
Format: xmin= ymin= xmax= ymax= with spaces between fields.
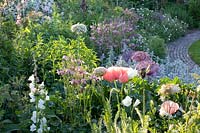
xmin=167 ymin=30 xmax=200 ymax=70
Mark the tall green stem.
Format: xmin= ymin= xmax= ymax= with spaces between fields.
xmin=142 ymin=85 xmax=146 ymax=116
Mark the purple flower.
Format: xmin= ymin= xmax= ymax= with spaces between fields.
xmin=136 ymin=60 xmax=159 ymax=76
xmin=131 ymin=51 xmax=151 ymax=62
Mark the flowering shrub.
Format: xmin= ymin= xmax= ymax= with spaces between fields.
xmin=71 ymin=23 xmax=87 ymax=34
xmin=136 ymin=8 xmax=188 ymax=42
xmin=1 ymin=0 xmax=54 ymax=24
xmin=90 ymin=8 xmax=142 ymax=56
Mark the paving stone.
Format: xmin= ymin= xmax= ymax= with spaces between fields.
xmin=167 ymin=31 xmax=200 ymax=70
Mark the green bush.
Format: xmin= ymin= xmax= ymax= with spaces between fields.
xmin=147 ymin=36 xmax=166 ymax=59
xmin=188 ymin=0 xmax=200 ymax=27
xmin=0 ymin=16 xmax=20 ymax=83
xmin=136 ymin=8 xmax=188 ymax=42
xmin=163 ymin=3 xmax=194 ymax=28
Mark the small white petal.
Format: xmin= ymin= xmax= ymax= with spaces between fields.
xmin=45 ymin=96 xmax=50 ymax=101
xmin=127 ymin=68 xmax=138 ymax=79
xmin=28 ymin=75 xmax=35 ymax=82
xmin=38 ymin=99 xmax=45 ymax=110
xmin=30 ymin=124 xmax=36 ymax=131
xmin=122 ymin=96 xmax=132 ymax=107
xmin=39 ymin=82 xmax=45 ymax=89
xmin=31 ymin=111 xmax=37 ymax=123
xmin=133 ymin=99 xmax=141 ymax=108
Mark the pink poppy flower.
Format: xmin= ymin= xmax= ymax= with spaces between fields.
xmin=159 ymin=100 xmax=179 ymax=117
xmin=103 ymin=67 xmax=138 ymax=83
xmin=131 ymin=51 xmax=151 ymax=62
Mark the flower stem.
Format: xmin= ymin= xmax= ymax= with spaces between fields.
xmin=143 ymin=87 xmax=146 ymax=116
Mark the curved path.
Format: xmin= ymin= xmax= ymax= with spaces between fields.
xmin=167 ymin=30 xmax=200 ymax=70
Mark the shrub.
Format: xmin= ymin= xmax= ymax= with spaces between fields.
xmin=1 ymin=0 xmax=54 ymax=23
xmin=163 ymin=3 xmax=194 ymax=28
xmin=136 ymin=8 xmax=188 ymax=42
xmin=90 ymin=8 xmax=142 ymax=57
xmin=147 ymin=36 xmax=166 ymax=59
xmin=0 ymin=15 xmax=19 ymax=83
xmin=188 ymin=0 xmax=200 ymax=27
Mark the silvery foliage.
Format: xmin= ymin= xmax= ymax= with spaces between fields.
xmin=156 ymin=57 xmax=200 ymax=84
xmin=1 ymin=0 xmax=54 ymax=19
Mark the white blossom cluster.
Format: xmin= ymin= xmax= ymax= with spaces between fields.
xmin=71 ymin=23 xmax=87 ymax=34
xmin=28 ymin=74 xmax=50 ymax=132
xmin=1 ymin=0 xmax=54 ymax=21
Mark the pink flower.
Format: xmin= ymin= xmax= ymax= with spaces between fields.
xmin=159 ymin=100 xmax=179 ymax=117
xmin=103 ymin=67 xmax=138 ymax=83
xmin=136 ymin=60 xmax=159 ymax=76
xmin=131 ymin=51 xmax=151 ymax=62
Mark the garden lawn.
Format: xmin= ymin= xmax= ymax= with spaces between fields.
xmin=189 ymin=40 xmax=200 ymax=65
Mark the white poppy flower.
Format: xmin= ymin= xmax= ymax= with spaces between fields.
xmin=122 ymin=96 xmax=132 ymax=107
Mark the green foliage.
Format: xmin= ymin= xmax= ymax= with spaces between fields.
xmin=1 ymin=0 xmax=200 ymax=132
xmin=55 ymin=0 xmax=113 ymax=25
xmin=189 ymin=0 xmax=200 ymax=27
xmin=163 ymin=3 xmax=194 ymax=28
xmin=0 ymin=16 xmax=19 ymax=83
xmin=136 ymin=8 xmax=188 ymax=42
xmin=147 ymin=36 xmax=166 ymax=59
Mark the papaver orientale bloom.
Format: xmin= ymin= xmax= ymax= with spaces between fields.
xmin=159 ymin=100 xmax=179 ymax=117
xmin=102 ymin=67 xmax=138 ymax=83
xmin=158 ymin=83 xmax=181 ymax=95
xmin=131 ymin=51 xmax=151 ymax=62
xmin=122 ymin=96 xmax=132 ymax=107
xmin=136 ymin=60 xmax=159 ymax=76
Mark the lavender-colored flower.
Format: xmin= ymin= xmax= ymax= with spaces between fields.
xmin=136 ymin=60 xmax=159 ymax=76
xmin=131 ymin=51 xmax=151 ymax=62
